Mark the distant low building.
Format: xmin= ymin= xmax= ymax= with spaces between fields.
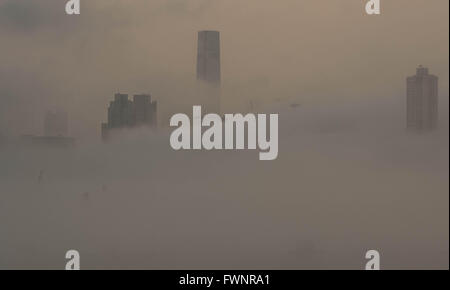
xmin=19 ymin=135 xmax=75 ymax=148
xmin=16 ymin=110 xmax=75 ymax=148
xmin=406 ymin=66 xmax=438 ymax=131
xmin=101 ymin=93 xmax=157 ymax=140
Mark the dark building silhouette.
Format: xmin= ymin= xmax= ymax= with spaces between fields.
xmin=101 ymin=93 xmax=157 ymax=140
xmin=406 ymin=66 xmax=438 ymax=131
xmin=197 ymin=30 xmax=221 ymax=114
xmin=197 ymin=31 xmax=221 ymax=85
xmin=133 ymin=94 xmax=157 ymax=126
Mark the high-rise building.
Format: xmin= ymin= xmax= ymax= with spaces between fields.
xmin=106 ymin=93 xmax=134 ymax=129
xmin=406 ymin=66 xmax=438 ymax=131
xmin=197 ymin=31 xmax=221 ymax=114
xmin=133 ymin=94 xmax=157 ymax=126
xmin=44 ymin=110 xmax=68 ymax=137
xmin=101 ymin=93 xmax=157 ymax=140
xmin=197 ymin=31 xmax=221 ymax=85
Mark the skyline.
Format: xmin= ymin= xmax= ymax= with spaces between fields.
xmin=407 ymin=66 xmax=439 ymax=131
xmin=0 ymin=0 xmax=448 ymax=270
xmin=0 ymin=0 xmax=448 ymax=139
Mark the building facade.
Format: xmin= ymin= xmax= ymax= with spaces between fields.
xmin=197 ymin=30 xmax=221 ymax=114
xmin=101 ymin=93 xmax=157 ymax=140
xmin=406 ymin=66 xmax=438 ymax=131
xmin=197 ymin=30 xmax=221 ymax=85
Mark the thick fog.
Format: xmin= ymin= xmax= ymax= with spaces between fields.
xmin=0 ymin=98 xmax=448 ymax=269
xmin=0 ymin=0 xmax=448 ymax=269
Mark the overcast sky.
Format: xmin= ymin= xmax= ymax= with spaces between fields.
xmin=0 ymin=0 xmax=448 ymax=269
xmin=0 ymin=0 xmax=448 ymax=138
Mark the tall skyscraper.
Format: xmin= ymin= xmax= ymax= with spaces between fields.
xmin=44 ymin=110 xmax=68 ymax=137
xmin=406 ymin=66 xmax=438 ymax=131
xmin=197 ymin=31 xmax=221 ymax=85
xmin=133 ymin=94 xmax=157 ymax=127
xmin=101 ymin=93 xmax=157 ymax=140
xmin=197 ymin=31 xmax=221 ymax=114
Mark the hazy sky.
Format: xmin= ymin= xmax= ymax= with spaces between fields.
xmin=0 ymin=0 xmax=448 ymax=138
xmin=0 ymin=0 xmax=448 ymax=270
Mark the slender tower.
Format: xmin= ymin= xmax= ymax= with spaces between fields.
xmin=197 ymin=31 xmax=221 ymax=85
xmin=406 ymin=66 xmax=438 ymax=131
xmin=197 ymin=31 xmax=221 ymax=113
